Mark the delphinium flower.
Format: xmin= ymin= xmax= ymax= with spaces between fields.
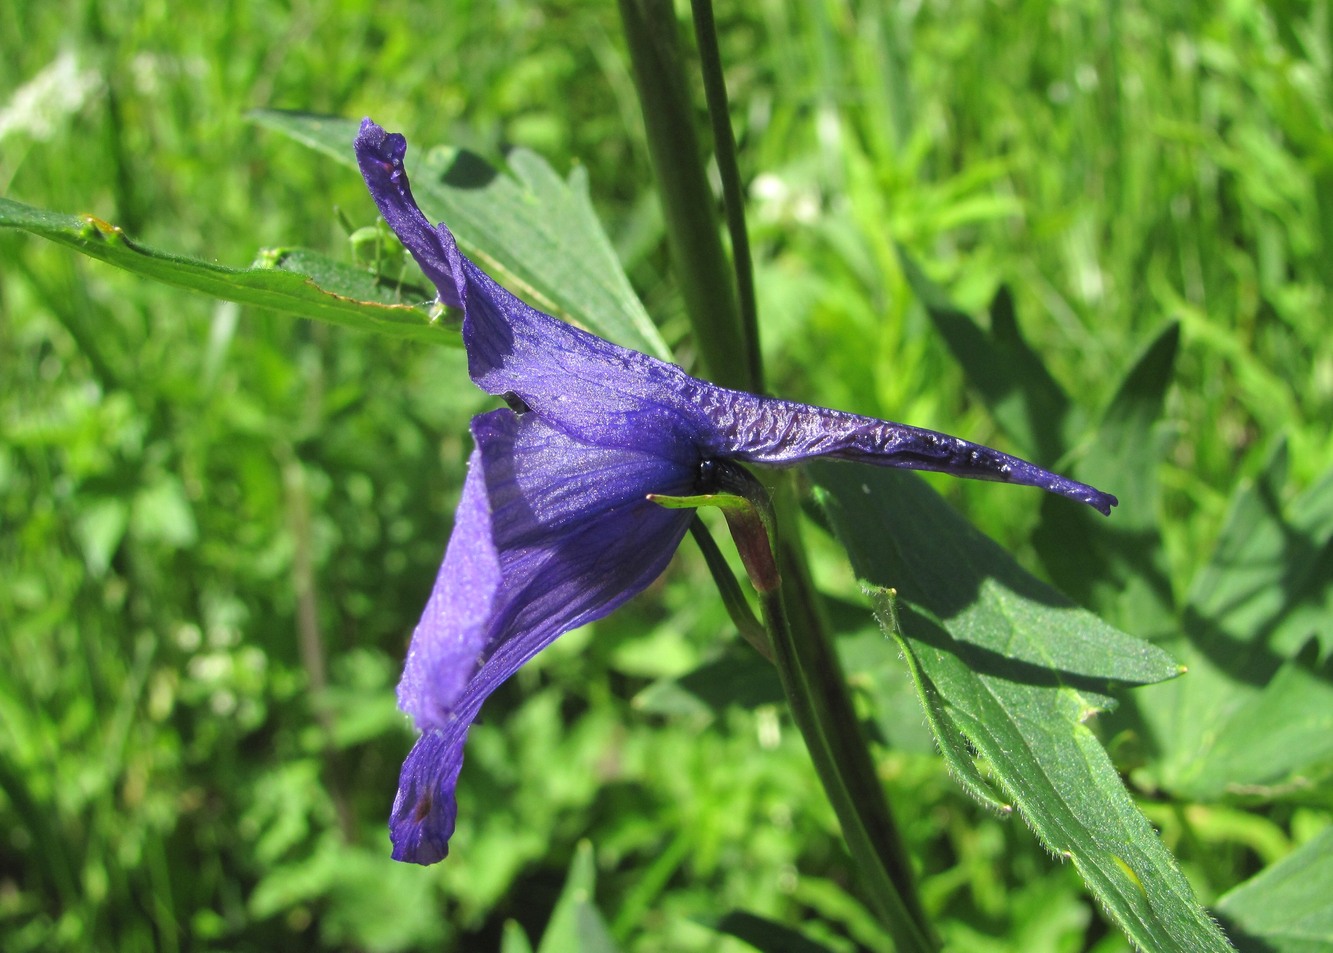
xmin=354 ymin=119 xmax=1117 ymax=864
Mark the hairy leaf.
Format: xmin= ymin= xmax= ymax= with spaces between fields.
xmin=814 ymin=463 xmax=1232 ymax=953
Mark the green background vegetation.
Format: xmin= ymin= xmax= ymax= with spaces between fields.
xmin=2 ymin=0 xmax=1329 ymax=950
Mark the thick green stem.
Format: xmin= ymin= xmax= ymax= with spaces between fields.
xmin=621 ymin=3 xmax=933 ymax=942
xmin=764 ymin=476 xmax=940 ymax=951
xmin=617 ymin=0 xmax=754 ymax=391
xmin=688 ymin=0 xmax=762 ymax=390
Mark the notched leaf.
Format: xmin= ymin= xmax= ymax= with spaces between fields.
xmin=252 ymin=108 xmax=672 ymax=359
xmin=816 ymin=464 xmax=1229 ymax=952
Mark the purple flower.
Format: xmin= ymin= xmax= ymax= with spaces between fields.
xmin=354 ymin=118 xmax=1117 ymax=864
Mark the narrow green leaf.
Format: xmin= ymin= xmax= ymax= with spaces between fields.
xmin=252 ymin=109 xmax=672 ymax=361
xmin=0 ymin=196 xmax=453 ymax=342
xmin=1033 ymin=322 xmax=1180 ymax=637
xmin=501 ymin=920 xmax=536 ymax=953
xmin=901 ymin=253 xmax=1074 ymax=465
xmin=709 ymin=910 xmax=839 ymax=953
xmin=536 ymin=841 xmax=620 ymax=953
xmin=689 ymin=0 xmax=763 ymax=389
xmin=1215 ymin=826 xmax=1333 ymax=953
xmin=1137 ymin=444 xmax=1333 ymax=799
xmin=813 ymin=463 xmax=1232 ymax=953
xmin=869 ymin=589 xmax=1011 ymax=815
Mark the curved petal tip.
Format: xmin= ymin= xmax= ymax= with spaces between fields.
xmin=389 ymin=729 xmax=465 ymax=865
xmin=352 ymin=119 xmax=466 ymax=310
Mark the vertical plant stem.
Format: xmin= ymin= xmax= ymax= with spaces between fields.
xmin=765 ymin=477 xmax=939 ymax=950
xmin=622 ymin=1 xmax=934 ymax=941
xmin=281 ymin=450 xmax=355 ymax=841
xmin=617 ymin=0 xmax=754 ymax=392
xmin=689 ymin=0 xmax=762 ymax=390
xmin=688 ymin=518 xmax=770 ymax=659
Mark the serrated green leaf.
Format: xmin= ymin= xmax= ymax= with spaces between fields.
xmin=1215 ymin=826 xmax=1333 ymax=953
xmin=1033 ymin=322 xmax=1180 ymax=637
xmin=813 ymin=463 xmax=1231 ymax=953
xmin=0 ymin=196 xmax=453 ymax=343
xmin=536 ymin=841 xmax=619 ymax=953
xmin=252 ymin=109 xmax=672 ymax=361
xmin=1137 ymin=444 xmax=1333 ymax=799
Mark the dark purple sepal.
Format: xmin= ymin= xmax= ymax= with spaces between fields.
xmin=354 ymin=118 xmax=467 ymax=309
xmin=389 ymin=727 xmax=467 ymax=864
xmin=390 ymin=408 xmax=696 ymax=860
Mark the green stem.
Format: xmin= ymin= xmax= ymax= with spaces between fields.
xmin=617 ymin=0 xmax=753 ymax=391
xmin=621 ymin=3 xmax=932 ymax=942
xmin=765 ymin=476 xmax=940 ymax=951
xmin=688 ymin=518 xmax=770 ymax=659
xmin=689 ymin=0 xmax=762 ymax=390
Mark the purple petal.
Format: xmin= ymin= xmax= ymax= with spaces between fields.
xmin=398 ymin=408 xmax=696 ymax=729
xmin=394 ymin=444 xmax=502 ymax=724
xmin=389 ymin=408 xmax=695 ymax=863
xmin=389 ymin=728 xmax=466 ymax=864
xmin=356 ymin=120 xmax=1116 ymax=516
xmin=354 ymin=118 xmax=466 ymax=309
xmin=353 ymin=122 xmax=710 ymax=457
xmin=700 ymin=391 xmax=1120 ymax=516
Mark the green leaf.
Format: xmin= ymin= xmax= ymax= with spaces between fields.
xmin=252 ymin=110 xmax=673 ymax=361
xmin=502 ymin=920 xmax=536 ymax=953
xmin=812 ymin=463 xmax=1232 ymax=953
xmin=1136 ymin=444 xmax=1333 ymax=799
xmin=709 ymin=910 xmax=839 ymax=953
xmin=634 ymin=649 xmax=785 ymax=718
xmin=1186 ymin=639 xmax=1333 ymax=796
xmin=536 ymin=841 xmax=620 ymax=953
xmin=615 ymin=2 xmax=751 ymax=389
xmin=902 ymin=253 xmax=1074 ymax=465
xmin=1215 ymin=826 xmax=1333 ymax=953
xmin=0 ymin=196 xmax=453 ymax=343
xmin=1033 ymin=322 xmax=1181 ymax=637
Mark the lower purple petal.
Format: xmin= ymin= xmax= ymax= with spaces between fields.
xmin=396 ymin=447 xmax=502 ymax=729
xmin=390 ymin=409 xmax=696 ymax=863
xmin=390 ymin=726 xmax=468 ymax=864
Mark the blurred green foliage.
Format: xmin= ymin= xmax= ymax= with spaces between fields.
xmin=1 ymin=0 xmax=1329 ymax=950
